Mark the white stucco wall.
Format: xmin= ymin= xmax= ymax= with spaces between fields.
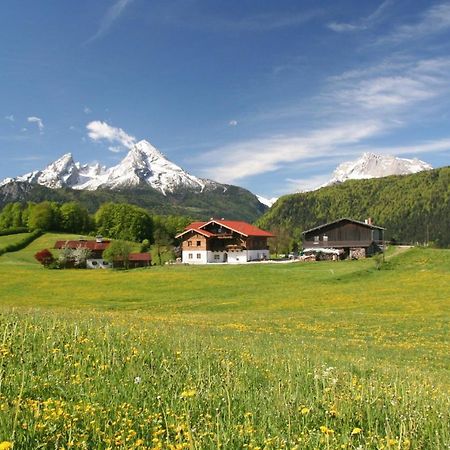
xmin=247 ymin=249 xmax=269 ymax=261
xmin=86 ymin=259 xmax=112 ymax=269
xmin=182 ymin=250 xmax=208 ymax=264
xmin=183 ymin=249 xmax=269 ymax=264
xmin=226 ymin=251 xmax=248 ymax=264
xmin=207 ymin=251 xmax=227 ymax=263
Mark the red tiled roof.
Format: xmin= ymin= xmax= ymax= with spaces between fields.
xmin=212 ymin=220 xmax=274 ymax=237
xmin=54 ymin=240 xmax=111 ymax=250
xmin=179 ymin=219 xmax=274 ymax=238
xmin=175 ymin=227 xmax=214 ymax=238
xmin=128 ymin=253 xmax=151 ymax=261
xmin=115 ymin=252 xmax=151 ymax=262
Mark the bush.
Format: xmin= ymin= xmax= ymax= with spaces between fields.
xmin=34 ymin=249 xmax=55 ymax=267
xmin=0 ymin=229 xmax=43 ymax=256
xmin=0 ymin=227 xmax=29 ymax=236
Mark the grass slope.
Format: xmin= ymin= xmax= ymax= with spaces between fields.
xmin=0 ymin=232 xmax=31 ymax=249
xmin=0 ymin=235 xmax=448 ymax=448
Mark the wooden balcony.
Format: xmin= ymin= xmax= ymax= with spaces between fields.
xmin=303 ymin=240 xmax=383 ymax=248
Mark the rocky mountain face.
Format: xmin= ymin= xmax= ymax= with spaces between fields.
xmin=324 ymin=152 xmax=432 ymax=186
xmin=0 ymin=140 xmax=267 ymax=221
xmin=1 ymin=140 xmax=218 ymax=195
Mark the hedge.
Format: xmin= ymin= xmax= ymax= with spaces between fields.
xmin=0 ymin=229 xmax=43 ymax=256
xmin=0 ymin=227 xmax=29 ymax=236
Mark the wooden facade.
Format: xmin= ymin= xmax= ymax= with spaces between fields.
xmin=302 ymin=218 xmax=385 ymax=257
xmin=177 ymin=219 xmax=274 ymax=264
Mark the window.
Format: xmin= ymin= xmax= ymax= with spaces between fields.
xmin=196 ymin=240 xmax=201 ymax=246
xmin=187 ymin=241 xmax=192 ymax=247
xmin=214 ymin=254 xmax=220 ymax=260
xmin=91 ymin=261 xmax=98 ymax=266
xmin=188 ymin=253 xmax=193 ymax=259
xmin=323 ymin=235 xmax=328 ymax=242
xmin=314 ymin=236 xmax=319 ymax=243
xmin=196 ymin=253 xmax=201 ymax=259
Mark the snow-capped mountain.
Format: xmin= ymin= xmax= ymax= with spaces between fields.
xmin=324 ymin=152 xmax=432 ymax=186
xmin=0 ymin=153 xmax=107 ymax=190
xmin=1 ymin=140 xmax=217 ymax=196
xmin=256 ymin=195 xmax=278 ymax=208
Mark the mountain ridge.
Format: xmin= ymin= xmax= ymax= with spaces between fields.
xmin=322 ymin=152 xmax=432 ymax=187
xmin=1 ymin=140 xmax=218 ymax=195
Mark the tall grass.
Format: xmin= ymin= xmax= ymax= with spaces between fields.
xmin=0 ymin=238 xmax=448 ymax=448
xmin=0 ymin=309 xmax=448 ymax=449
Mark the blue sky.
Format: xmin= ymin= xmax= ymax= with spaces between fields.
xmin=1 ymin=0 xmax=449 ymax=197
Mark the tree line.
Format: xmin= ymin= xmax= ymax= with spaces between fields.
xmin=258 ymin=166 xmax=450 ymax=249
xmin=0 ymin=201 xmax=192 ymax=248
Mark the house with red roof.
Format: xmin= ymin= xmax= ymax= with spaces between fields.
xmin=175 ymin=219 xmax=274 ymax=264
xmin=54 ymin=236 xmax=151 ymax=269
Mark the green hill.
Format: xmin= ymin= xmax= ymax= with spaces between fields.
xmin=257 ymin=166 xmax=450 ymax=247
xmin=0 ymin=181 xmax=266 ymax=222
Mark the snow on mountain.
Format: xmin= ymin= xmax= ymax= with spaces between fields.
xmin=256 ymin=195 xmax=278 ymax=208
xmin=324 ymin=152 xmax=432 ymax=186
xmin=1 ymin=140 xmax=216 ymax=196
xmin=78 ymin=140 xmax=209 ymax=194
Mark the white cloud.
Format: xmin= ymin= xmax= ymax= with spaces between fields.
xmin=4 ymin=114 xmax=14 ymax=122
xmin=228 ymin=120 xmax=238 ymax=127
xmin=86 ymin=120 xmax=136 ymax=151
xmin=200 ymin=121 xmax=382 ymax=183
xmin=359 ymin=138 xmax=450 ymax=157
xmin=328 ymin=0 xmax=392 ymax=33
xmin=286 ymin=174 xmax=332 ymax=192
xmin=27 ymin=116 xmax=44 ymax=132
xmin=380 ymin=2 xmax=450 ymax=43
xmin=108 ymin=146 xmax=123 ymax=153
xmin=199 ymin=55 xmax=450 ymax=185
xmin=86 ymin=0 xmax=135 ymax=43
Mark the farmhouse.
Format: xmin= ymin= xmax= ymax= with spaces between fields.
xmin=54 ymin=236 xmax=151 ymax=268
xmin=302 ymin=218 xmax=385 ymax=259
xmin=176 ymin=219 xmax=274 ymax=264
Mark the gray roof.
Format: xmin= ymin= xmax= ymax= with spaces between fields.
xmin=302 ymin=217 xmax=385 ymax=235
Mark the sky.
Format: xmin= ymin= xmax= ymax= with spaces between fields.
xmin=1 ymin=0 xmax=450 ymax=198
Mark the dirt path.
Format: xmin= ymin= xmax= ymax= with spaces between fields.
xmin=384 ymin=245 xmax=413 ymax=260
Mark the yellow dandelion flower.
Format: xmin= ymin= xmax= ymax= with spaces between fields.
xmin=351 ymin=427 xmax=362 ymax=435
xmin=180 ymin=389 xmax=196 ymax=399
xmin=300 ymin=407 xmax=310 ymax=415
xmin=0 ymin=442 xmax=13 ymax=450
xmin=320 ymin=425 xmax=334 ymax=435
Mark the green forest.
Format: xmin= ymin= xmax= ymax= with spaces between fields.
xmin=0 ymin=182 xmax=266 ymax=223
xmin=0 ymin=200 xmax=191 ymax=249
xmin=257 ymin=166 xmax=450 ymax=248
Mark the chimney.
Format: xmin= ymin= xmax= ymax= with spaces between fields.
xmin=367 ymin=217 xmax=373 ymax=225
xmin=364 ymin=219 xmax=368 ymax=224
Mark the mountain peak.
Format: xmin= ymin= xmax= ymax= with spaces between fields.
xmin=324 ymin=152 xmax=432 ymax=187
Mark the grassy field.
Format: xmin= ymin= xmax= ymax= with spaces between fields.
xmin=0 ymin=233 xmax=32 ymax=250
xmin=0 ymin=234 xmax=449 ymax=449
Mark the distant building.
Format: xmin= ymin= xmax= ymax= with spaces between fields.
xmin=176 ymin=219 xmax=274 ymax=264
xmin=54 ymin=236 xmax=151 ymax=268
xmin=302 ymin=218 xmax=385 ymax=259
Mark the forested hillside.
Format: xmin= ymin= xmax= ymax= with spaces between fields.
xmin=0 ymin=182 xmax=266 ymax=223
xmin=257 ymin=166 xmax=450 ymax=247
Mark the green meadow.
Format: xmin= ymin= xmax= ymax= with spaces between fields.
xmin=0 ymin=233 xmax=32 ymax=250
xmin=0 ymin=234 xmax=449 ymax=449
